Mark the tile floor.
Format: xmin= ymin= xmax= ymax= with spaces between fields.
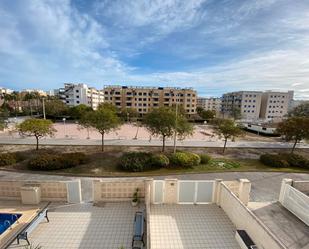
xmin=150 ymin=204 xmax=240 ymax=249
xmin=9 ymin=202 xmax=143 ymax=249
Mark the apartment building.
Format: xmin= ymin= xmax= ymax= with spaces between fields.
xmin=197 ymin=97 xmax=222 ymax=113
xmin=221 ymin=91 xmax=263 ymax=120
xmin=55 ymin=83 xmax=104 ymax=110
xmin=21 ymin=89 xmax=47 ymax=96
xmin=103 ymin=85 xmax=197 ymax=115
xmin=260 ymin=91 xmax=294 ymax=121
xmin=0 ymin=87 xmax=13 ymax=95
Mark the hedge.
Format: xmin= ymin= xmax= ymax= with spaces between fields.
xmin=280 ymin=153 xmax=309 ymax=169
xmin=28 ymin=152 xmax=87 ymax=170
xmin=169 ymin=152 xmax=201 ymax=168
xmin=119 ymin=152 xmax=153 ymax=172
xmin=0 ymin=153 xmax=17 ymax=166
xmin=199 ymin=154 xmax=211 ymax=164
xmin=259 ymin=154 xmax=289 ymax=168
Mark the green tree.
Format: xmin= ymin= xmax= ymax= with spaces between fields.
xmin=277 ymin=117 xmax=309 ymax=153
xmin=45 ymin=99 xmax=69 ymax=118
xmin=80 ymin=105 xmax=121 ymax=151
xmin=119 ymin=108 xmax=139 ymax=122
xmin=288 ymin=102 xmax=309 ymax=117
xmin=213 ymin=119 xmax=243 ymax=153
xmin=198 ymin=109 xmax=216 ymax=121
xmin=231 ymin=105 xmax=241 ymax=120
xmin=143 ymin=107 xmax=193 ymax=152
xmin=17 ymin=119 xmax=56 ymax=150
xmin=69 ymin=104 xmax=93 ymax=120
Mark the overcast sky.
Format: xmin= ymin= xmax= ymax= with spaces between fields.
xmin=0 ymin=0 xmax=309 ymax=99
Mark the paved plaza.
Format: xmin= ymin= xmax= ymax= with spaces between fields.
xmin=150 ymin=204 xmax=240 ymax=249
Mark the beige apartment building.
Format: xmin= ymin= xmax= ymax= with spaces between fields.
xmin=197 ymin=97 xmax=222 ymax=113
xmin=54 ymin=83 xmax=104 ymax=110
xmin=221 ymin=91 xmax=263 ymax=120
xmin=260 ymin=90 xmax=294 ymax=121
xmin=103 ymin=85 xmax=197 ymax=115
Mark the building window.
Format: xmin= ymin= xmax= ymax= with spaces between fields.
xmin=126 ymin=103 xmax=132 ymax=106
xmin=76 ymin=101 xmax=80 ymax=104
xmin=76 ymin=90 xmax=79 ymax=93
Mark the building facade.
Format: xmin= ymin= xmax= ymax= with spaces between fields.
xmin=221 ymin=91 xmax=263 ymax=120
xmin=103 ymin=86 xmax=197 ymax=115
xmin=55 ymin=83 xmax=104 ymax=110
xmin=260 ymin=91 xmax=294 ymax=121
xmin=197 ymin=97 xmax=222 ymax=113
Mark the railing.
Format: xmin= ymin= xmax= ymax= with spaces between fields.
xmin=280 ymin=184 xmax=309 ymax=226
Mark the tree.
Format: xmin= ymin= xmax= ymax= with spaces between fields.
xmin=197 ymin=109 xmax=216 ymax=121
xmin=45 ymin=99 xmax=69 ymax=118
xmin=17 ymin=119 xmax=56 ymax=150
xmin=277 ymin=117 xmax=309 ymax=153
xmin=69 ymin=104 xmax=93 ymax=120
xmin=119 ymin=108 xmax=139 ymax=122
xmin=143 ymin=107 xmax=193 ymax=152
xmin=213 ymin=119 xmax=243 ymax=153
xmin=80 ymin=105 xmax=121 ymax=151
xmin=288 ymin=102 xmax=309 ymax=117
xmin=231 ymin=105 xmax=241 ymax=120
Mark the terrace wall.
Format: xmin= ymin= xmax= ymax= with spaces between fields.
xmin=93 ymin=178 xmax=145 ymax=203
xmin=218 ymin=182 xmax=286 ymax=249
xmin=0 ymin=180 xmax=68 ymax=202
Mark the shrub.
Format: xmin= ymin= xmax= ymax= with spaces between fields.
xmin=0 ymin=153 xmax=17 ymax=166
xmin=150 ymin=154 xmax=169 ymax=168
xmin=28 ymin=154 xmax=61 ymax=170
xmin=119 ymin=152 xmax=153 ymax=172
xmin=28 ymin=152 xmax=87 ymax=170
xmin=260 ymin=154 xmax=289 ymax=168
xmin=59 ymin=152 xmax=88 ymax=167
xmin=280 ymin=153 xmax=309 ymax=169
xmin=199 ymin=154 xmax=211 ymax=164
xmin=169 ymin=152 xmax=201 ymax=168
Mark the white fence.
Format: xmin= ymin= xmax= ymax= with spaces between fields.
xmin=280 ymin=183 xmax=309 ymax=226
xmin=152 ymin=179 xmax=215 ymax=204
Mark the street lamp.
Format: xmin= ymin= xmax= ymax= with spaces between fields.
xmin=173 ymin=95 xmax=179 ymax=153
xmin=63 ymin=118 xmax=67 ymax=138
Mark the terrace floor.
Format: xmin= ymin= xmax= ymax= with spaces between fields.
xmin=9 ymin=202 xmax=143 ymax=249
xmin=250 ymin=201 xmax=309 ymax=249
xmin=150 ymin=204 xmax=240 ymax=249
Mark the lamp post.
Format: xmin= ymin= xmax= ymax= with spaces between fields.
xmin=63 ymin=118 xmax=67 ymax=138
xmin=173 ymin=96 xmax=178 ymax=154
xmin=42 ymin=98 xmax=46 ymax=120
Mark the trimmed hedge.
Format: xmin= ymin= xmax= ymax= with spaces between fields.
xmin=119 ymin=152 xmax=153 ymax=172
xmin=150 ymin=154 xmax=169 ymax=168
xmin=28 ymin=152 xmax=87 ymax=170
xmin=260 ymin=154 xmax=289 ymax=168
xmin=0 ymin=153 xmax=17 ymax=166
xmin=280 ymin=153 xmax=309 ymax=169
xmin=169 ymin=152 xmax=201 ymax=168
xmin=200 ymin=154 xmax=211 ymax=164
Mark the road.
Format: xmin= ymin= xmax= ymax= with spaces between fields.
xmin=0 ymin=136 xmax=308 ymax=149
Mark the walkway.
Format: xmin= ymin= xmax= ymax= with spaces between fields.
xmin=0 ymin=136 xmax=309 ymax=149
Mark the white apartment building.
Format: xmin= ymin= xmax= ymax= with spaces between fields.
xmin=197 ymin=97 xmax=222 ymax=113
xmin=55 ymin=83 xmax=104 ymax=110
xmin=0 ymin=87 xmax=13 ymax=95
xmin=260 ymin=91 xmax=294 ymax=121
xmin=221 ymin=91 xmax=263 ymax=120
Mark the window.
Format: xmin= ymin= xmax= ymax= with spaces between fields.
xmin=76 ymin=95 xmax=79 ymax=98
xmin=164 ymin=93 xmax=170 ymax=96
xmin=104 ymin=91 xmax=108 ymax=95
xmin=76 ymin=101 xmax=80 ymax=104
xmin=143 ymin=103 xmax=147 ymax=106
xmin=143 ymin=98 xmax=147 ymax=101
xmin=115 ymin=91 xmax=120 ymax=95
xmin=126 ymin=103 xmax=132 ymax=106
xmin=76 ymin=90 xmax=79 ymax=93
xmin=262 ymin=127 xmax=267 ymax=131
xmin=143 ymin=92 xmax=147 ymax=96
xmin=138 ymin=92 xmax=142 ymax=96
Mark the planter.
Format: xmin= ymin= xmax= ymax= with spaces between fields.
xmin=132 ymin=200 xmax=138 ymax=207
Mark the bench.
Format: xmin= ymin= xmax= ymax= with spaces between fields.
xmin=17 ymin=206 xmax=49 ymax=245
xmin=132 ymin=211 xmax=145 ymax=248
xmin=235 ymin=230 xmax=257 ymax=249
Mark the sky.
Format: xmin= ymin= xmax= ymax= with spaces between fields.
xmin=0 ymin=0 xmax=309 ymax=99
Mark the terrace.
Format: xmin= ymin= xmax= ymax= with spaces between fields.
xmin=0 ymin=176 xmax=308 ymax=249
